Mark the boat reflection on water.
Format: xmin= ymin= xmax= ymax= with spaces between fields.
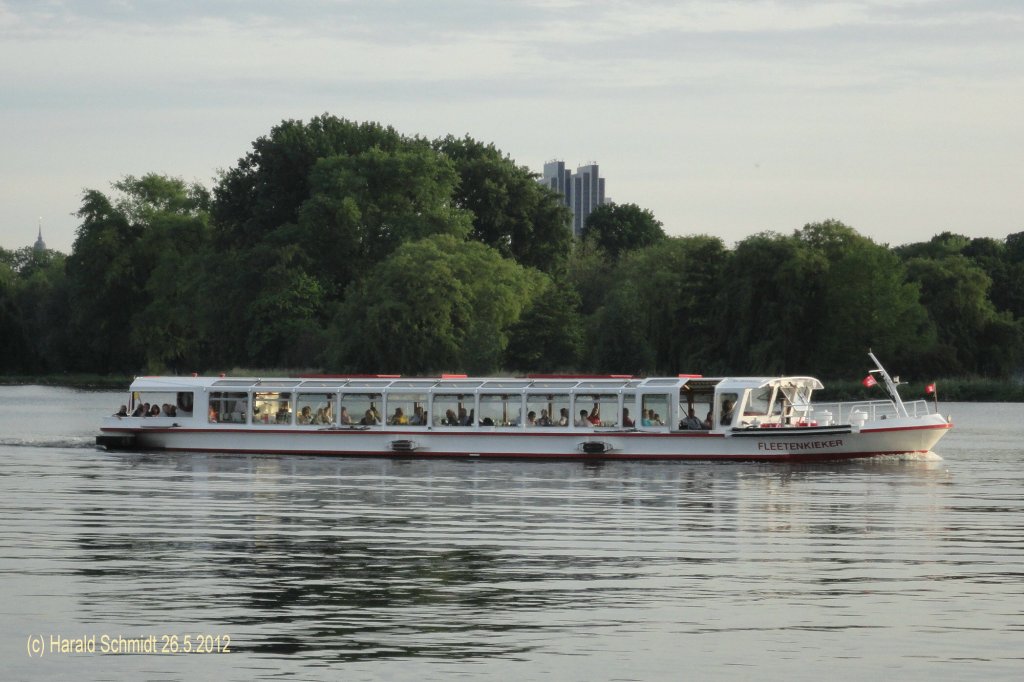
xmin=67 ymin=448 xmax=954 ymax=662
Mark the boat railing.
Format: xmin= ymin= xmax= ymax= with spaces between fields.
xmin=807 ymin=399 xmax=934 ymax=425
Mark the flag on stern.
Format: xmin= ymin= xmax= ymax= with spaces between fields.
xmin=925 ymin=382 xmax=936 ymax=395
xmin=862 ymin=374 xmax=878 ymax=388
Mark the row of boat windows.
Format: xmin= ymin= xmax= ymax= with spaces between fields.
xmin=202 ymin=391 xmax=691 ymax=428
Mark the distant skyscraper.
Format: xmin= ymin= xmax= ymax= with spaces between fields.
xmin=540 ymin=160 xmax=609 ymax=237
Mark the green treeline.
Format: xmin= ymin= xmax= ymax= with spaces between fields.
xmin=2 ymin=114 xmax=1023 ymax=383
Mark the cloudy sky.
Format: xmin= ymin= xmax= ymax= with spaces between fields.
xmin=1 ymin=0 xmax=1022 ymax=253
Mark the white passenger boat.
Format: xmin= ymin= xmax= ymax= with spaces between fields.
xmin=96 ymin=354 xmax=950 ymax=461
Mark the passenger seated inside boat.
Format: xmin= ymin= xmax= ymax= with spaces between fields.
xmin=575 ymin=409 xmax=591 ymax=427
xmin=623 ymin=408 xmax=634 ymax=427
xmin=114 ymin=405 xmax=128 ymax=417
xmin=537 ymin=409 xmax=552 ymax=426
xmin=558 ymin=408 xmax=569 ymax=426
xmin=390 ymin=407 xmax=408 ymax=425
xmin=526 ymin=410 xmax=537 ymax=426
xmin=361 ymin=409 xmax=379 ymax=425
xmin=149 ymin=404 xmax=161 ymax=417
xmin=680 ymin=407 xmax=703 ymax=430
xmin=587 ymin=403 xmax=601 ymax=425
xmin=132 ymin=403 xmax=145 ymax=417
xmin=298 ymin=406 xmax=313 ymax=424
xmin=339 ymin=407 xmax=352 ymax=425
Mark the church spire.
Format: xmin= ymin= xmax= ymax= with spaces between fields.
xmin=34 ymin=217 xmax=46 ymax=252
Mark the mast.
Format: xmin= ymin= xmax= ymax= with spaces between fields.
xmin=867 ymin=351 xmax=909 ymax=418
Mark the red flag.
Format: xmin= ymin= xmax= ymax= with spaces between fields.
xmin=862 ymin=375 xmax=877 ymax=388
xmin=925 ymin=382 xmax=936 ymax=395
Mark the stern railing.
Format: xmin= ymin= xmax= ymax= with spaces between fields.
xmin=807 ymin=399 xmax=933 ymax=425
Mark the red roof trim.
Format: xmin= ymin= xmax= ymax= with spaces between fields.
xmin=297 ymin=374 xmax=401 ymax=379
xmin=525 ymin=374 xmax=634 ymax=379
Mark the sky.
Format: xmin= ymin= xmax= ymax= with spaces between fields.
xmin=1 ymin=0 xmax=1022 ymax=254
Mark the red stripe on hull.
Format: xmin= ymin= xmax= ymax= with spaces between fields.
xmin=121 ymin=444 xmax=929 ymax=463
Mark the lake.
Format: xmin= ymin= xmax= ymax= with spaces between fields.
xmin=1 ymin=385 xmax=1022 ymax=680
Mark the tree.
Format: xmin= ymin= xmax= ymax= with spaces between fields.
xmin=65 ymin=189 xmax=143 ymax=372
xmin=0 ymin=259 xmax=30 ymax=373
xmin=903 ymin=254 xmax=1017 ymax=375
xmin=435 ymin=135 xmax=573 ymax=274
xmin=65 ymin=174 xmax=211 ymax=373
xmin=582 ymin=202 xmax=666 ymax=261
xmin=9 ymin=249 xmax=70 ymax=373
xmin=213 ymin=115 xmax=409 ymax=248
xmin=504 ymin=282 xmax=584 ymax=372
xmin=129 ymin=212 xmax=212 ymax=372
xmin=816 ymin=241 xmax=934 ymax=376
xmin=330 ymin=235 xmax=546 ymax=374
xmin=588 ymin=236 xmax=729 ymax=374
xmin=719 ymin=231 xmax=825 ymax=374
xmin=297 ymin=145 xmax=473 ymax=295
xmin=894 ymin=231 xmax=971 ymax=261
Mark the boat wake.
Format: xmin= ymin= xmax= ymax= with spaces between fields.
xmin=0 ymin=436 xmax=96 ymax=450
xmin=865 ymin=451 xmax=944 ymax=463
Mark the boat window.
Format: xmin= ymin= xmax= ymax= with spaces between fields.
xmin=297 ymin=380 xmax=347 ymax=389
xmin=576 ymin=380 xmax=627 ymax=389
xmin=478 ymin=394 xmax=522 ymax=427
xmin=678 ymin=391 xmax=713 ymax=430
xmin=131 ymin=391 xmax=183 ymax=417
xmin=255 ymin=380 xmax=301 ymax=389
xmin=718 ymin=392 xmax=739 ymax=426
xmin=385 ymin=393 xmax=428 ymax=426
xmin=208 ymin=391 xmax=247 ymax=424
xmin=253 ymin=392 xmax=293 ymax=425
xmin=176 ymin=392 xmax=194 ymax=415
xmin=744 ymin=386 xmax=775 ymax=417
xmin=341 ymin=393 xmax=382 ymax=425
xmin=296 ymin=393 xmax=336 ymax=425
xmin=575 ymin=394 xmax=620 ymax=427
xmin=389 ymin=380 xmax=437 ymax=389
xmin=640 ymin=394 xmax=670 ymax=427
xmin=440 ymin=381 xmax=484 ymax=389
xmin=622 ymin=392 xmax=638 ymax=427
xmin=525 ymin=394 xmax=570 ymax=427
xmin=529 ymin=381 xmax=577 ymax=390
xmin=481 ymin=380 xmax=531 ymax=390
xmin=432 ymin=394 xmax=474 ymax=426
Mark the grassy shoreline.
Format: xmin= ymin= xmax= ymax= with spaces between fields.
xmin=3 ymin=374 xmax=1024 ymax=401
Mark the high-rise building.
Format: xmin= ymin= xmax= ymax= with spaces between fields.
xmin=540 ymin=160 xmax=609 ymax=237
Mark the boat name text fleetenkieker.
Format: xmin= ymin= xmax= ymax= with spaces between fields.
xmin=757 ymin=439 xmax=844 ymax=451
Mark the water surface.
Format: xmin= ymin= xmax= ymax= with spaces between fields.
xmin=1 ymin=386 xmax=1022 ymax=680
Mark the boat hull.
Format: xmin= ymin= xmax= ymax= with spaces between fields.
xmin=98 ymin=418 xmax=951 ymax=462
